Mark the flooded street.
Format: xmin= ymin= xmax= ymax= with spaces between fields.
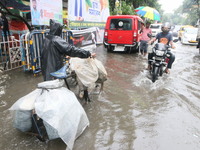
xmin=0 ymin=42 xmax=200 ymax=150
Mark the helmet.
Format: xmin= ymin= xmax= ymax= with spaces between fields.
xmin=161 ymin=22 xmax=171 ymax=33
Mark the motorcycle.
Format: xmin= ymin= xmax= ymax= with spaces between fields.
xmin=149 ymin=43 xmax=170 ymax=82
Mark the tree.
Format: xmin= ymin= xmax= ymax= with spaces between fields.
xmin=112 ymin=1 xmax=135 ymax=15
xmin=176 ymin=0 xmax=199 ymax=25
xmin=109 ymin=0 xmax=162 ymax=18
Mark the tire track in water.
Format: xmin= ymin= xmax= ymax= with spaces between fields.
xmin=131 ymin=43 xmax=200 ymax=150
xmin=170 ymin=44 xmax=200 ymax=119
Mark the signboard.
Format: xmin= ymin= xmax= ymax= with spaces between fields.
xmin=72 ymin=27 xmax=104 ymax=49
xmin=68 ymin=0 xmax=110 ymax=28
xmin=69 ymin=21 xmax=106 ymax=29
xmin=30 ymin=0 xmax=63 ymax=25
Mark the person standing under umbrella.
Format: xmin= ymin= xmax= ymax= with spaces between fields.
xmin=135 ymin=6 xmax=161 ymax=21
xmin=139 ymin=22 xmax=152 ymax=57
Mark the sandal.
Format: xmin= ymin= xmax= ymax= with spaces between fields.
xmin=146 ymin=65 xmax=152 ymax=70
xmin=165 ymin=68 xmax=170 ymax=74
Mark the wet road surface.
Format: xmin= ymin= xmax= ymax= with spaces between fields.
xmin=0 ymin=42 xmax=200 ymax=150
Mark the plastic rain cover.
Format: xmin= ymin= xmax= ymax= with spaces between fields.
xmin=69 ymin=58 xmax=107 ymax=90
xmin=9 ymin=79 xmax=89 ymax=150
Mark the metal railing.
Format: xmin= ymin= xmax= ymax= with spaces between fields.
xmin=0 ymin=32 xmax=24 ymax=71
xmin=0 ymin=28 xmax=99 ymax=74
xmin=26 ymin=30 xmax=73 ymax=74
xmin=0 ymin=30 xmax=73 ymax=74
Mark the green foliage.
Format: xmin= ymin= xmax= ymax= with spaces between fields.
xmin=99 ymin=0 xmax=199 ymax=25
xmin=109 ymin=0 xmax=162 ymax=18
xmin=112 ymin=1 xmax=135 ymax=15
xmin=182 ymin=0 xmax=199 ymax=25
xmin=109 ymin=0 xmax=161 ymax=11
xmin=121 ymin=1 xmax=135 ymax=15
xmin=162 ymin=0 xmax=200 ymax=26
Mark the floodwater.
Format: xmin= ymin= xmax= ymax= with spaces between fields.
xmin=0 ymin=42 xmax=200 ymax=150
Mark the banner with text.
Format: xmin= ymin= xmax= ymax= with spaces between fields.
xmin=68 ymin=0 xmax=110 ymax=28
xmin=30 ymin=0 xmax=63 ymax=25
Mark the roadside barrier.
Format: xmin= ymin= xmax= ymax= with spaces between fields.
xmin=25 ymin=30 xmax=73 ymax=75
xmin=0 ymin=28 xmax=100 ymax=75
xmin=27 ymin=30 xmax=49 ymax=74
xmin=0 ymin=29 xmax=73 ymax=74
xmin=0 ymin=32 xmax=24 ymax=71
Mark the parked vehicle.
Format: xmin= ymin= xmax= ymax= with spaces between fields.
xmin=170 ymin=25 xmax=181 ymax=42
xmin=149 ymin=43 xmax=171 ymax=82
xmin=103 ymin=15 xmax=144 ymax=52
xmin=171 ymin=25 xmax=181 ymax=33
xmin=150 ymin=23 xmax=162 ymax=37
xmin=178 ymin=25 xmax=194 ymax=40
xmin=181 ymin=27 xmax=198 ymax=45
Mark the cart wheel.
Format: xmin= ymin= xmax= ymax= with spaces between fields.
xmin=31 ymin=114 xmax=46 ymax=142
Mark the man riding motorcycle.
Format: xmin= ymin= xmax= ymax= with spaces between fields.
xmin=147 ymin=22 xmax=175 ymax=74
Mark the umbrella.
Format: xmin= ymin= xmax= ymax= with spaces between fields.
xmin=134 ymin=6 xmax=160 ymax=21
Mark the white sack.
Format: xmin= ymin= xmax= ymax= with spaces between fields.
xmin=13 ymin=110 xmax=32 ymax=132
xmin=35 ymin=80 xmax=89 ymax=150
xmin=70 ymin=58 xmax=99 ymax=90
xmin=9 ymin=89 xmax=41 ymax=110
xmin=9 ymin=79 xmax=89 ymax=150
xmin=69 ymin=58 xmax=107 ymax=90
xmin=93 ymin=58 xmax=107 ymax=82
xmin=9 ymin=80 xmax=65 ymax=111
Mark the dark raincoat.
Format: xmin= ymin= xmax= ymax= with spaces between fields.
xmin=41 ymin=19 xmax=91 ymax=81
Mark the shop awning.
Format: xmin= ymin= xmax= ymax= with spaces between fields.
xmin=1 ymin=0 xmax=30 ymax=13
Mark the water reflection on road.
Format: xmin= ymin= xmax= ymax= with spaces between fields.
xmin=0 ymin=42 xmax=200 ymax=150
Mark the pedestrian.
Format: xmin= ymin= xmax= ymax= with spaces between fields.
xmin=139 ymin=22 xmax=152 ymax=57
xmin=148 ymin=22 xmax=175 ymax=74
xmin=41 ymin=19 xmax=96 ymax=81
